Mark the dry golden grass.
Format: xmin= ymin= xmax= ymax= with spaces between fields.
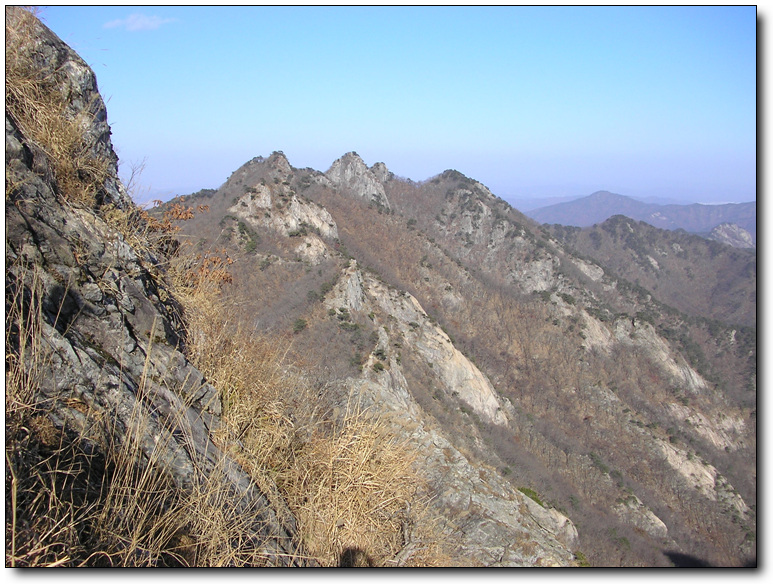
xmin=6 ymin=6 xmax=110 ymax=207
xmin=5 ymin=261 xmax=289 ymax=567
xmin=278 ymin=407 xmax=419 ymax=566
xmin=5 ymin=192 xmax=448 ymax=567
xmin=173 ymin=269 xmax=450 ymax=566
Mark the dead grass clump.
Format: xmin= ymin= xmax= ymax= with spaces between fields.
xmin=174 ymin=269 xmax=447 ymax=566
xmin=277 ymin=404 xmax=420 ymax=566
xmin=5 ymin=6 xmax=110 ymax=207
xmin=5 ymin=262 xmax=88 ymax=567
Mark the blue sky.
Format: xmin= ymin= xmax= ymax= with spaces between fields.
xmin=38 ymin=5 xmax=756 ymax=204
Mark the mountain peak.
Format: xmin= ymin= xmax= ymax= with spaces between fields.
xmin=589 ymin=190 xmax=626 ymax=200
xmin=526 ymin=189 xmax=756 ymax=242
xmin=267 ymin=150 xmax=292 ymax=173
xmin=339 ymin=150 xmax=365 ymax=164
xmin=325 ymin=152 xmax=391 ymax=210
xmin=370 ymin=161 xmax=391 ymax=183
xmin=440 ymin=169 xmax=473 ymax=183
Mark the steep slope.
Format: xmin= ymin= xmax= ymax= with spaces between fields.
xmin=379 ymin=169 xmax=756 ymax=566
xmin=173 ymin=153 xmax=756 ymax=567
xmin=547 ymin=216 xmax=756 ymax=328
xmin=525 ymin=191 xmax=756 ymax=245
xmin=5 ymin=8 xmax=310 ymax=566
xmin=172 ymin=153 xmax=582 ymax=566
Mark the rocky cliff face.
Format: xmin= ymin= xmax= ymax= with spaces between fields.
xmin=708 ymin=223 xmax=755 ymax=249
xmin=5 ymin=8 xmax=311 ymax=566
xmin=324 ymin=152 xmax=392 ymax=211
xmin=324 ymin=263 xmax=578 ymax=565
xmin=326 ymin=264 xmax=508 ymax=426
xmin=226 ymin=169 xmax=339 ymax=264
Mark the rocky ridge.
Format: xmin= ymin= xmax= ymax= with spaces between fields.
xmin=324 ymin=263 xmax=578 ymax=565
xmin=171 ymin=152 xmax=586 ymax=564
xmin=324 ymin=151 xmax=392 ymax=211
xmin=546 ymin=215 xmax=756 ymax=328
xmin=171 ymin=147 xmax=755 ymax=566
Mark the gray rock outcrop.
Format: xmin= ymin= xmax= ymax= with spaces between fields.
xmin=5 ymin=8 xmax=311 ymax=566
xmin=325 ymin=152 xmax=391 ymax=210
xmin=325 ymin=263 xmax=579 ymax=566
xmin=227 ymin=179 xmax=338 ymax=264
xmin=708 ymin=222 xmax=755 ymax=249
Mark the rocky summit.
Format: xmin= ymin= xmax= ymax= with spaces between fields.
xmin=6 ymin=7 xmax=755 ymax=568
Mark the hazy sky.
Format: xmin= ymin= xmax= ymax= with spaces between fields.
xmin=39 ymin=5 xmax=756 ymax=204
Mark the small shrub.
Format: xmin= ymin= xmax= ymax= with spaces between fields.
xmin=575 ymin=551 xmax=591 ymax=567
xmin=320 ymin=280 xmax=336 ymax=296
xmin=559 ymin=292 xmax=576 ymax=306
xmin=518 ymin=487 xmax=544 ymax=507
xmin=589 ymin=452 xmax=610 ymax=475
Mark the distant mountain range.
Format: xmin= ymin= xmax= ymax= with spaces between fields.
xmin=523 ymin=191 xmax=756 ymax=246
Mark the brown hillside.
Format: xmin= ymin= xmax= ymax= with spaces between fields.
xmin=171 ymin=153 xmax=756 ymax=567
xmin=547 ymin=216 xmax=756 ymax=328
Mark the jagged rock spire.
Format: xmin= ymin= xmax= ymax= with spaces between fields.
xmin=325 ymin=152 xmax=391 ymax=210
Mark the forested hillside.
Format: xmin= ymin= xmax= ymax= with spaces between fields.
xmin=171 ymin=151 xmax=757 ymax=567
xmin=525 ymin=191 xmax=756 ymax=246
xmin=547 ymin=216 xmax=756 ymax=328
